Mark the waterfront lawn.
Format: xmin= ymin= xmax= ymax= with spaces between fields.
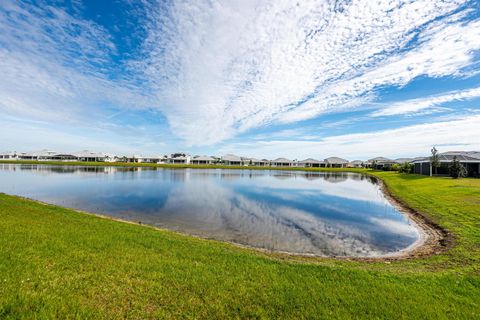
xmin=0 ymin=172 xmax=479 ymax=319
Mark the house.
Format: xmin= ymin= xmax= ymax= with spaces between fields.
xmin=368 ymin=157 xmax=396 ymax=169
xmin=50 ymin=153 xmax=78 ymax=161
xmin=411 ymin=151 xmax=480 ymax=177
xmin=221 ymin=154 xmax=242 ymax=166
xmin=74 ymin=151 xmax=106 ymax=162
xmin=324 ymin=157 xmax=349 ymax=168
xmin=168 ymin=153 xmax=191 ymax=164
xmin=17 ymin=151 xmax=38 ymax=160
xmin=191 ymin=155 xmax=215 ymax=165
xmin=298 ymin=158 xmax=325 ymax=168
xmin=0 ymin=152 xmax=18 ymax=160
xmin=348 ymin=160 xmax=365 ymax=168
xmin=136 ymin=156 xmax=161 ymax=163
xmin=271 ymin=158 xmax=293 ymax=167
xmin=246 ymin=158 xmax=270 ymax=166
xmin=157 ymin=155 xmax=169 ymax=164
xmin=103 ymin=154 xmax=118 ymax=163
xmin=15 ymin=150 xmax=58 ymax=161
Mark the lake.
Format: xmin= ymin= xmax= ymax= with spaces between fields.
xmin=0 ymin=164 xmax=420 ymax=257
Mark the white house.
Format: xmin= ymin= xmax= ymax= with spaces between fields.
xmin=74 ymin=151 xmax=107 ymax=162
xmin=245 ymin=158 xmax=269 ymax=166
xmin=0 ymin=152 xmax=18 ymax=160
xmin=136 ymin=156 xmax=162 ymax=163
xmin=168 ymin=153 xmax=191 ymax=164
xmin=368 ymin=157 xmax=396 ymax=169
xmin=271 ymin=158 xmax=293 ymax=167
xmin=221 ymin=154 xmax=242 ymax=166
xmin=324 ymin=157 xmax=349 ymax=168
xmin=348 ymin=160 xmax=365 ymax=168
xmin=15 ymin=150 xmax=57 ymax=161
xmin=191 ymin=155 xmax=215 ymax=165
xmin=298 ymin=158 xmax=325 ymax=168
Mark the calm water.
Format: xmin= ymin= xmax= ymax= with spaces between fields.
xmin=0 ymin=164 xmax=420 ymax=257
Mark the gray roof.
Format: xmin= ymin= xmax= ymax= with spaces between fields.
xmin=324 ymin=156 xmax=349 ymax=164
xmin=193 ymin=155 xmax=215 ymax=161
xmin=246 ymin=158 xmax=268 ymax=163
xmin=368 ymin=156 xmax=393 ymax=163
xmin=222 ymin=154 xmax=242 ymax=162
xmin=20 ymin=149 xmax=57 ymax=157
xmin=411 ymin=151 xmax=480 ymax=163
xmin=74 ymin=150 xmax=106 ymax=158
xmin=272 ymin=158 xmax=293 ymax=163
xmin=394 ymin=158 xmax=413 ymax=164
xmin=349 ymin=160 xmax=364 ymax=165
xmin=136 ymin=155 xmax=161 ymax=159
xmin=299 ymin=158 xmax=324 ymax=164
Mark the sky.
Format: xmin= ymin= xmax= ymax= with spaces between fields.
xmin=1 ymin=0 xmax=479 ymax=160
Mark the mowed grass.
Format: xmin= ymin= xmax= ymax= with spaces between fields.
xmin=0 ymin=171 xmax=479 ymax=319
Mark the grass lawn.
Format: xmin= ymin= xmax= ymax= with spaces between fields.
xmin=0 ymin=169 xmax=479 ymax=319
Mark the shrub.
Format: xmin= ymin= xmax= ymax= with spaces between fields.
xmin=390 ymin=164 xmax=401 ymax=172
xmin=399 ymin=162 xmax=412 ymax=174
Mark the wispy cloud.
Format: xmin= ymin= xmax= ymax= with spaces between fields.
xmin=0 ymin=0 xmax=150 ymax=125
xmin=220 ymin=115 xmax=480 ymax=159
xmin=371 ymin=87 xmax=480 ymax=117
xmin=1 ymin=0 xmax=479 ymax=150
xmin=138 ymin=0 xmax=479 ymax=145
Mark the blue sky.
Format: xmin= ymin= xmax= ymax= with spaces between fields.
xmin=1 ymin=0 xmax=479 ymax=159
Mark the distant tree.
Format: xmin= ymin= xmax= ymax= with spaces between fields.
xmin=449 ymin=156 xmax=466 ymax=179
xmin=430 ymin=146 xmax=440 ymax=176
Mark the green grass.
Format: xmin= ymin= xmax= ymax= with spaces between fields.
xmin=0 ymin=170 xmax=479 ymax=319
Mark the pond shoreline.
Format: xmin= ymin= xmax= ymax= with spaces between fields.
xmin=357 ymin=177 xmax=453 ymax=261
xmin=0 ymin=162 xmax=452 ymax=261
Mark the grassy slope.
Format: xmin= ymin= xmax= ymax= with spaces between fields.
xmin=0 ymin=171 xmax=479 ymax=319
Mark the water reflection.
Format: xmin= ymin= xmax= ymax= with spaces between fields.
xmin=0 ymin=164 xmax=419 ymax=257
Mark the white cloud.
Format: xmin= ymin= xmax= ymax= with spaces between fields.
xmin=0 ymin=1 xmax=151 ymax=125
xmin=139 ymin=0 xmax=479 ymax=145
xmin=371 ymin=87 xmax=480 ymax=117
xmin=1 ymin=0 xmax=479 ymax=148
xmin=220 ymin=115 xmax=480 ymax=159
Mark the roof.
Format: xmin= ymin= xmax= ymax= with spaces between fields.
xmin=74 ymin=150 xmax=106 ymax=158
xmin=193 ymin=155 xmax=215 ymax=161
xmin=245 ymin=157 xmax=267 ymax=162
xmin=299 ymin=158 xmax=324 ymax=164
xmin=272 ymin=157 xmax=293 ymax=163
xmin=349 ymin=160 xmax=364 ymax=165
xmin=21 ymin=149 xmax=57 ymax=157
xmin=324 ymin=156 xmax=349 ymax=164
xmin=394 ymin=158 xmax=413 ymax=164
xmin=410 ymin=151 xmax=480 ymax=163
xmin=368 ymin=156 xmax=394 ymax=163
xmin=222 ymin=154 xmax=242 ymax=162
xmin=170 ymin=155 xmax=189 ymax=160
xmin=135 ymin=155 xmax=162 ymax=159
